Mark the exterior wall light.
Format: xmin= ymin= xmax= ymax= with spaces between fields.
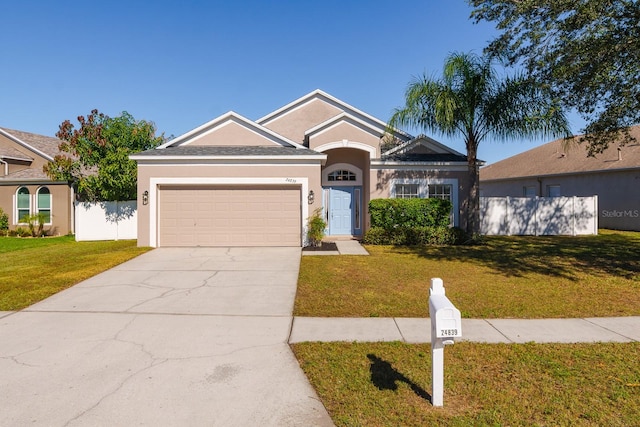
xmin=142 ymin=190 xmax=149 ymax=205
xmin=308 ymin=190 xmax=315 ymax=204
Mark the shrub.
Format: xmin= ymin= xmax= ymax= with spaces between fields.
xmin=0 ymin=207 xmax=8 ymax=236
xmin=12 ymin=227 xmax=30 ymax=237
xmin=369 ymin=198 xmax=452 ymax=230
xmin=307 ymin=208 xmax=327 ymax=247
xmin=363 ymin=226 xmax=467 ymax=246
xmin=23 ymin=213 xmax=48 ymax=237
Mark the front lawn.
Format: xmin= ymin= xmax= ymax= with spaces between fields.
xmin=293 ymin=230 xmax=640 ymax=426
xmin=0 ymin=236 xmax=151 ymax=310
xmin=295 ymin=230 xmax=640 ymax=318
xmin=292 ymin=341 xmax=640 ymax=427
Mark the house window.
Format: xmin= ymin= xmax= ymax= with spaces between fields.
xmin=523 ymin=186 xmax=536 ymax=197
xmin=37 ymin=187 xmax=51 ymax=223
xmin=395 ymin=183 xmax=419 ymax=199
xmin=427 ymin=184 xmax=452 ymax=201
xmin=327 ymin=170 xmax=356 ymax=182
xmin=16 ymin=187 xmax=30 ymax=222
xmin=547 ymin=185 xmax=561 ymax=198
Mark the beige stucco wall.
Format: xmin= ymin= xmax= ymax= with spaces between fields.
xmin=187 ymin=121 xmax=281 ymax=147
xmin=136 ymin=163 xmax=323 ymax=246
xmin=480 ymin=169 xmax=640 ymax=231
xmin=308 ymin=121 xmax=381 ymax=156
xmin=0 ymin=182 xmax=73 ymax=235
xmin=260 ymin=98 xmax=343 ymax=144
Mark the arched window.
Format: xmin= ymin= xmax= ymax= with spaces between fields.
xmin=327 ymin=170 xmax=356 ymax=182
xmin=37 ymin=187 xmax=51 ymax=223
xmin=16 ymin=187 xmax=30 ymax=222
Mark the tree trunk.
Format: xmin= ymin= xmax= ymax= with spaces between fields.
xmin=465 ymin=142 xmax=480 ymax=235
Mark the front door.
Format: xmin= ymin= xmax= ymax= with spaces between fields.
xmin=328 ymin=187 xmax=353 ymax=235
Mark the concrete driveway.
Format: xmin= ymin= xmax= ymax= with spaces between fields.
xmin=0 ymin=247 xmax=333 ymax=426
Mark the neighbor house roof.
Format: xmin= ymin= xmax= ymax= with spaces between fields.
xmin=0 ymin=127 xmax=67 ymax=181
xmin=480 ymin=126 xmax=640 ymax=181
xmin=0 ymin=145 xmax=33 ymax=162
xmin=0 ymin=127 xmax=64 ymax=161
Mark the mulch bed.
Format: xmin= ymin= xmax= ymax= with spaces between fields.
xmin=302 ymin=242 xmax=338 ymax=252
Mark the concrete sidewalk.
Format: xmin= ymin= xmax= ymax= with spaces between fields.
xmin=302 ymin=240 xmax=369 ymax=256
xmin=289 ymin=316 xmax=640 ymax=344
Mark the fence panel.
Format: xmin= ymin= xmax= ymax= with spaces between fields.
xmin=480 ymin=196 xmax=598 ymax=236
xmin=75 ymin=201 xmax=137 ymax=241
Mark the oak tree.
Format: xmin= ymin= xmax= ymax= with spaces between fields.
xmin=44 ymin=110 xmax=165 ymax=201
xmin=470 ymin=0 xmax=640 ymax=154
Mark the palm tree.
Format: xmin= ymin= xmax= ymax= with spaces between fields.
xmin=389 ymin=52 xmax=571 ymax=235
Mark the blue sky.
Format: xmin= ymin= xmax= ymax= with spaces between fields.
xmin=1 ymin=0 xmax=583 ymax=164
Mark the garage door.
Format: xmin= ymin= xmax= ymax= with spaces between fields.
xmin=158 ymin=185 xmax=301 ymax=247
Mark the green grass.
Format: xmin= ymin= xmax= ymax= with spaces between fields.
xmin=295 ymin=230 xmax=640 ymax=318
xmin=292 ymin=341 xmax=640 ymax=427
xmin=294 ymin=230 xmax=640 ymax=426
xmin=0 ymin=236 xmax=151 ymax=310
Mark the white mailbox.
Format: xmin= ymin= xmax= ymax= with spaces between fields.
xmin=429 ymin=278 xmax=462 ymax=407
xmin=429 ymin=294 xmax=462 ymax=340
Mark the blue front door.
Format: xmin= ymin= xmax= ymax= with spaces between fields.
xmin=329 ymin=187 xmax=353 ymax=235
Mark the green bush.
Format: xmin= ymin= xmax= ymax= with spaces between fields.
xmin=12 ymin=227 xmax=31 ymax=237
xmin=0 ymin=207 xmax=8 ymax=236
xmin=369 ymin=198 xmax=452 ymax=230
xmin=307 ymin=208 xmax=327 ymax=247
xmin=363 ymin=226 xmax=467 ymax=246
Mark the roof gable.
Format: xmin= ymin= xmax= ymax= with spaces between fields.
xmin=159 ymin=112 xmax=305 ymax=149
xmin=480 ymin=126 xmax=640 ymax=181
xmin=0 ymin=127 xmax=62 ymax=161
xmin=305 ymin=112 xmax=385 ymax=138
xmin=383 ymin=134 xmax=466 ymax=158
xmin=257 ymin=89 xmax=412 ymax=143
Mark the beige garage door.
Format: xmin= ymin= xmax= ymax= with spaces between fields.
xmin=158 ymin=185 xmax=301 ymax=247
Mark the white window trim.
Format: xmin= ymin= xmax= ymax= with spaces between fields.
xmin=390 ymin=179 xmax=425 ymax=198
xmin=14 ymin=187 xmax=31 ymax=225
xmin=322 ymin=163 xmax=363 ymax=186
xmin=389 ymin=178 xmax=459 ymax=226
xmin=36 ymin=186 xmax=53 ymax=225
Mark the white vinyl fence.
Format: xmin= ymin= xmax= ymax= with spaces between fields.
xmin=75 ymin=201 xmax=137 ymax=241
xmin=480 ymin=196 xmax=598 ymax=236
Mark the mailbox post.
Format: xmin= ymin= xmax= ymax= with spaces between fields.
xmin=429 ymin=278 xmax=462 ymax=407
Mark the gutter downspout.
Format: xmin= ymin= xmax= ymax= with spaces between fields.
xmin=0 ymin=159 xmax=7 ymax=176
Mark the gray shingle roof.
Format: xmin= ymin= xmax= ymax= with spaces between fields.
xmin=0 ymin=168 xmax=51 ymax=181
xmin=380 ymin=152 xmax=468 ymax=162
xmin=0 ymin=145 xmax=33 ymax=161
xmin=0 ymin=127 xmax=64 ymax=159
xmin=133 ymin=145 xmax=325 ymax=157
xmin=480 ymin=126 xmax=640 ymax=181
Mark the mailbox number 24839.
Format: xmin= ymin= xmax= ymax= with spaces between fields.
xmin=440 ymin=329 xmax=458 ymax=336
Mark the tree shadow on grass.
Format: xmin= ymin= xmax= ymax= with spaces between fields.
xmin=367 ymin=354 xmax=431 ymax=402
xmin=388 ymin=231 xmax=640 ymax=280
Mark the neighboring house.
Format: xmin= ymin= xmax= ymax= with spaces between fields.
xmin=0 ymin=127 xmax=74 ymax=235
xmin=131 ymin=90 xmax=470 ymax=247
xmin=480 ymin=125 xmax=640 ymax=231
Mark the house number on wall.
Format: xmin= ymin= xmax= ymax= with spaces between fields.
xmin=285 ymin=178 xmax=297 ymax=183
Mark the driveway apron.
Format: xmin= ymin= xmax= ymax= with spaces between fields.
xmin=0 ymin=247 xmax=333 ymax=426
